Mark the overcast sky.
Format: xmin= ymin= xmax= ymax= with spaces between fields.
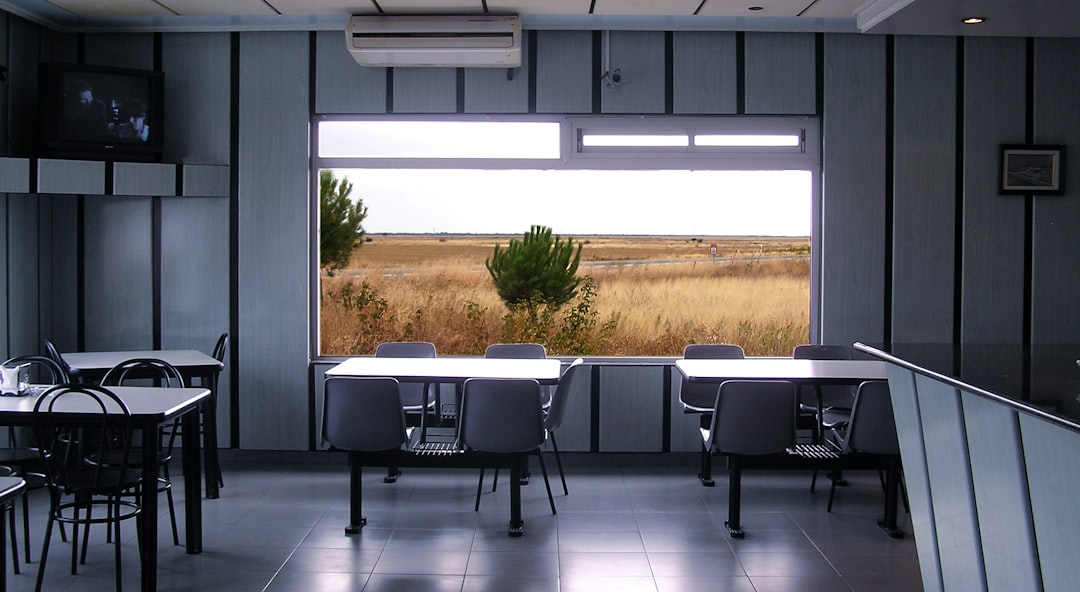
xmin=332 ymin=168 xmax=811 ymax=236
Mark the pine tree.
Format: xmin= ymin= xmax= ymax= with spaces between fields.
xmin=319 ymin=171 xmax=367 ymax=274
xmin=485 ymin=225 xmax=582 ymax=313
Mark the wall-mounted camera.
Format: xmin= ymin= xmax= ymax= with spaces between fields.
xmin=601 ymin=68 xmax=623 ymax=89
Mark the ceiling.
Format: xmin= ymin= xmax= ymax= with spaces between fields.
xmin=0 ymin=0 xmax=1075 ymax=37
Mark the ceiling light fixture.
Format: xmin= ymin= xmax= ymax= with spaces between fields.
xmin=963 ymin=17 xmax=986 ymax=24
xmin=748 ymin=6 xmax=764 ymax=11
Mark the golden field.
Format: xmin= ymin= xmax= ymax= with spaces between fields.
xmin=320 ymin=234 xmax=810 ymax=357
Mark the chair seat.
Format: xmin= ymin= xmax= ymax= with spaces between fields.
xmin=0 ymin=448 xmax=40 ymax=465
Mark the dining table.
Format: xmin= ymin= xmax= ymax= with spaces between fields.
xmin=60 ymin=349 xmax=225 ymax=499
xmin=324 ymin=356 xmax=563 ymax=536
xmin=0 ymin=385 xmax=209 ymax=592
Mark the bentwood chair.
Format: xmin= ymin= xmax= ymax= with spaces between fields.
xmin=100 ymin=358 xmax=185 ymax=546
xmin=33 ymin=384 xmax=142 ymax=592
xmin=462 ymin=378 xmax=556 ymax=516
xmin=701 ymin=379 xmax=796 ymax=537
xmin=679 ymin=344 xmax=745 ymax=486
xmin=0 ymin=355 xmax=69 ymax=572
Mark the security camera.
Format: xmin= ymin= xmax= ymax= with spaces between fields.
xmin=610 ymin=69 xmax=622 ymax=84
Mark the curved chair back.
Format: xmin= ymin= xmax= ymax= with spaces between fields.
xmin=484 ymin=343 xmax=546 ymax=359
xmin=2 ymin=355 xmax=69 ymax=387
xmin=679 ymin=344 xmax=745 ymax=412
xmin=33 ymin=384 xmax=135 ymax=489
xmin=212 ymin=332 xmax=229 ymax=363
xmin=792 ymin=344 xmax=853 ymax=360
xmin=843 ymin=381 xmax=899 ymax=455
xmin=459 ymin=378 xmax=545 ymax=453
xmin=42 ymin=340 xmax=76 ymax=378
xmin=708 ymin=380 xmax=796 ymax=455
xmin=101 ymin=358 xmax=185 ymax=388
xmin=323 ymin=377 xmax=409 ymax=451
xmin=546 ymin=359 xmax=586 ymax=432
xmin=375 ymin=341 xmax=436 ymax=411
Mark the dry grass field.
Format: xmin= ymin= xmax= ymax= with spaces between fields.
xmin=321 ymin=234 xmax=810 ymax=357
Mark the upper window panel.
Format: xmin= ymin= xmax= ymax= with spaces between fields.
xmin=318 ymin=120 xmax=561 ymax=159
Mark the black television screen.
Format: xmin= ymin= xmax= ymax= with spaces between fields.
xmin=40 ymin=63 xmax=164 ymax=161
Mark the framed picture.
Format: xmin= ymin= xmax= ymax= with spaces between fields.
xmin=1000 ymin=145 xmax=1065 ymax=195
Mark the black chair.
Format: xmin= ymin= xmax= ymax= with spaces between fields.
xmin=100 ymin=358 xmax=184 ymax=547
xmin=461 ymin=378 xmax=556 ymax=516
xmin=0 ymin=355 xmax=69 ymax=569
xmin=824 ymin=380 xmax=905 ymax=536
xmin=42 ymin=340 xmax=76 ymax=380
xmin=33 ymin=384 xmax=142 ymax=592
xmin=375 ymin=342 xmax=438 ymax=483
xmin=678 ymin=344 xmax=745 ymax=486
xmin=700 ymin=379 xmax=796 ymax=538
xmin=209 ymin=332 xmax=228 ymax=489
xmin=544 ymin=358 xmax=586 ymax=496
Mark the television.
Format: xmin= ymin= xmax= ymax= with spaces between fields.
xmin=39 ymin=62 xmax=164 ymax=162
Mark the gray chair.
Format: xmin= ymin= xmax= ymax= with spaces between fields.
xmin=679 ymin=344 xmax=745 ymax=486
xmin=478 ymin=343 xmax=549 ymax=492
xmin=544 ymin=358 xmax=586 ymax=496
xmin=793 ymin=344 xmax=856 ymax=442
xmin=700 ymin=379 xmax=796 ymax=538
xmin=375 ymin=342 xmax=437 ymax=482
xmin=825 ymin=380 xmax=904 ymax=536
xmin=461 ymin=378 xmax=556 ymax=516
xmin=322 ymin=376 xmax=409 ymax=453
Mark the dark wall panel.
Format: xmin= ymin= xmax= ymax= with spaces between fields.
xmin=38 ymin=196 xmax=79 ymax=356
xmin=237 ymin=31 xmax=311 ymax=450
xmin=535 ymin=31 xmax=592 ymax=114
xmin=672 ymin=31 xmax=737 ymax=115
xmin=162 ymin=33 xmax=231 ymax=166
xmin=891 ymin=36 xmax=957 ymax=343
xmin=315 ymin=30 xmax=388 ymax=115
xmin=465 ymin=30 xmax=529 ymax=113
xmin=961 ymin=37 xmax=1027 ymax=343
xmin=745 ymin=32 xmax=816 ymax=115
xmin=1030 ymin=38 xmax=1080 ymax=343
xmin=820 ymin=34 xmax=887 ymax=345
xmin=392 ymin=67 xmax=457 ymax=113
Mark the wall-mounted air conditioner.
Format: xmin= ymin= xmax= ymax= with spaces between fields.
xmin=346 ymin=15 xmax=521 ymax=68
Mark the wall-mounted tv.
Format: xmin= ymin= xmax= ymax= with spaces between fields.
xmin=39 ymin=62 xmax=164 ymax=162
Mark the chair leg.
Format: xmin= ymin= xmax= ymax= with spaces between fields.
xmin=21 ymin=491 xmax=31 ymax=563
xmin=7 ymin=504 xmax=19 ymax=575
xmin=535 ymin=451 xmax=556 ymax=516
xmin=725 ymin=456 xmax=744 ymax=538
xmin=549 ymin=432 xmax=568 ymax=496
xmin=34 ymin=514 xmax=55 ymax=592
xmin=113 ymin=499 xmax=123 ymax=592
xmin=827 ymin=475 xmax=838 ymax=512
xmin=474 ymin=468 xmax=485 ymax=511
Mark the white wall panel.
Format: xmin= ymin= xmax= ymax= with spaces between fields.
xmin=392 ymin=67 xmax=457 ymax=113
xmin=315 ymin=30 xmax=388 ymax=115
xmin=891 ymin=36 xmax=957 ymax=343
xmin=163 ymin=32 xmax=232 ymax=166
xmin=237 ymin=31 xmax=311 ymax=450
xmin=745 ymin=32 xmax=816 ymax=115
xmin=600 ymin=31 xmax=665 ymax=114
xmin=599 ymin=365 xmax=662 ymax=451
xmin=672 ymin=31 xmax=737 ymax=115
xmin=1020 ymin=413 xmax=1080 ymax=590
xmin=536 ymin=30 xmax=592 ymax=114
xmin=465 ymin=30 xmax=529 ymax=113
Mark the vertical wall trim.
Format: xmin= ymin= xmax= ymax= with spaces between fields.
xmin=664 ymin=31 xmax=674 ymax=114
xmin=589 ymin=365 xmax=601 ymax=452
xmin=1022 ymin=37 xmax=1034 ymax=348
xmin=385 ymin=69 xmax=394 ymax=113
xmin=455 ymin=68 xmax=465 ymax=113
xmin=151 ymin=196 xmax=162 ymax=349
xmin=308 ymin=31 xmax=320 ymax=451
xmin=228 ymin=32 xmax=241 ymax=448
xmin=661 ymin=365 xmax=672 ymax=452
xmin=76 ymin=197 xmax=85 ymax=350
xmin=591 ymin=31 xmax=602 ymax=114
xmin=883 ymin=36 xmax=895 ymax=345
xmin=527 ymin=31 xmax=538 ymax=113
xmin=953 ymin=38 xmax=965 ymax=344
xmin=814 ymin=33 xmax=824 ymax=117
xmin=735 ymin=32 xmax=745 ymax=114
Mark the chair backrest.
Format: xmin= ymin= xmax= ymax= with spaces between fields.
xmin=2 ymin=354 xmax=69 ymax=386
xmin=322 ymin=377 xmax=409 ymax=451
xmin=101 ymin=358 xmax=186 ymax=388
xmin=375 ymin=342 xmax=436 ymax=410
xmin=842 ymin=381 xmax=899 ymax=455
xmin=707 ymin=380 xmax=796 ymax=455
xmin=212 ymin=332 xmax=229 ymax=363
xmin=459 ymin=378 xmax=545 ymax=453
xmin=484 ymin=343 xmax=547 ymax=359
xmin=33 ymin=384 xmax=135 ymax=494
xmin=793 ymin=344 xmax=856 ymax=408
xmin=42 ymin=339 xmax=75 ymax=376
xmin=546 ymin=358 xmax=586 ymax=431
xmin=679 ymin=343 xmax=745 ymax=412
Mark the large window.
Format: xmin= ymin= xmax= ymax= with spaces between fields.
xmin=314 ymin=116 xmax=819 ymax=357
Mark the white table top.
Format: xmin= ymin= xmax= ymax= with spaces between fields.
xmin=326 ymin=357 xmax=563 ymax=384
xmin=676 ymin=358 xmax=887 ymax=383
xmin=61 ymin=349 xmax=223 ymax=372
xmin=0 ymin=385 xmax=210 ymax=421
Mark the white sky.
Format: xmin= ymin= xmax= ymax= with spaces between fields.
xmin=332 ymin=168 xmax=811 ymax=236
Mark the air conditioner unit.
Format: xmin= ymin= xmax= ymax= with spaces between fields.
xmin=346 ymin=15 xmax=521 ymax=68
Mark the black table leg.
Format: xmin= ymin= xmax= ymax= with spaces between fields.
xmin=200 ymin=372 xmax=221 ymax=499
xmin=181 ymin=408 xmax=204 ymax=554
xmin=141 ymin=422 xmax=160 ymax=592
xmin=346 ymin=453 xmax=366 ymax=534
xmin=508 ymin=461 xmax=523 ymax=537
xmin=879 ymin=456 xmax=904 ymax=538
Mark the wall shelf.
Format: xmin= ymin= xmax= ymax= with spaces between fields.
xmin=0 ymin=157 xmax=229 ymax=197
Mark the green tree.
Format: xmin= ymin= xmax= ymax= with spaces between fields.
xmin=319 ymin=171 xmax=367 ymax=274
xmin=485 ymin=225 xmax=583 ymax=314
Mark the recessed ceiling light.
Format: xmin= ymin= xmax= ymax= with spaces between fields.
xmin=748 ymin=6 xmax=764 ymax=11
xmin=963 ymin=17 xmax=986 ymax=24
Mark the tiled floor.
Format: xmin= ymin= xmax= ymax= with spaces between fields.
xmin=6 ymin=454 xmax=923 ymax=591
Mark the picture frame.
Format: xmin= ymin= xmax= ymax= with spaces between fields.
xmin=1000 ymin=145 xmax=1065 ymax=195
